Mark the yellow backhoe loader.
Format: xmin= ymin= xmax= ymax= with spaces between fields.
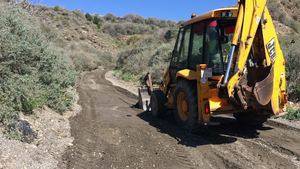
xmin=138 ymin=0 xmax=288 ymax=128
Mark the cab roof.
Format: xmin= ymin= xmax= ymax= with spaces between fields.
xmin=182 ymin=7 xmax=238 ymax=27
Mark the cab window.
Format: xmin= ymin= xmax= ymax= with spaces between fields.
xmin=219 ymin=23 xmax=235 ymax=70
xmin=178 ymin=26 xmax=191 ymax=68
xmin=175 ymin=29 xmax=183 ymax=54
xmin=205 ymin=20 xmax=223 ymax=75
xmin=171 ymin=26 xmax=191 ymax=68
xmin=189 ymin=22 xmax=205 ymax=69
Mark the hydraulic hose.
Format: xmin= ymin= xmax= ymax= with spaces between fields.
xmin=223 ymin=45 xmax=236 ymax=85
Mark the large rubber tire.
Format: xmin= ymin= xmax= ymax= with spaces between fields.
xmin=150 ymin=90 xmax=167 ymax=117
xmin=233 ymin=111 xmax=270 ymax=127
xmin=174 ymin=80 xmax=198 ymax=130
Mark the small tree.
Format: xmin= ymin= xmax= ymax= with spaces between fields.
xmin=93 ymin=15 xmax=102 ymax=29
xmin=85 ymin=13 xmax=93 ymax=21
xmin=53 ymin=6 xmax=60 ymax=11
xmin=104 ymin=13 xmax=117 ymax=22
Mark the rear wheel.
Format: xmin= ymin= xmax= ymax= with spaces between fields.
xmin=150 ymin=90 xmax=167 ymax=117
xmin=174 ymin=80 xmax=198 ymax=130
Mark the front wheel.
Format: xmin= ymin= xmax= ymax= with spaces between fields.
xmin=174 ymin=80 xmax=199 ymax=130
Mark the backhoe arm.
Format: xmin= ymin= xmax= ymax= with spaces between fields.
xmin=224 ymin=0 xmax=287 ymax=115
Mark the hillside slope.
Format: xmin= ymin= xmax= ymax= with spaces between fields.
xmin=0 ymin=1 xmax=76 ymax=139
xmin=22 ymin=3 xmax=177 ymax=72
xmin=269 ymin=0 xmax=300 ymax=34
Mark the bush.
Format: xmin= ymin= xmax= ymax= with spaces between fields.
xmin=85 ymin=13 xmax=93 ymax=22
xmin=104 ymin=13 xmax=117 ymax=22
xmin=0 ymin=6 xmax=76 ymax=136
xmin=103 ymin=22 xmax=153 ymax=36
xmin=145 ymin=18 xmax=176 ymax=28
xmin=282 ymin=37 xmax=300 ymax=101
xmin=284 ymin=107 xmax=300 ymax=120
xmin=93 ymin=15 xmax=102 ymax=29
xmin=116 ymin=35 xmax=174 ymax=83
xmin=126 ymin=35 xmax=141 ymax=45
xmin=73 ymin=10 xmax=83 ymax=17
xmin=124 ymin=14 xmax=145 ymax=24
xmin=164 ymin=29 xmax=178 ymax=42
xmin=68 ymin=42 xmax=113 ymax=71
xmin=53 ymin=6 xmax=61 ymax=11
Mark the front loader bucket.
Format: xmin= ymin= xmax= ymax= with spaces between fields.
xmin=138 ymin=87 xmax=151 ymax=111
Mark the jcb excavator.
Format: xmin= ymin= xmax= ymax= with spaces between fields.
xmin=139 ymin=0 xmax=287 ymax=128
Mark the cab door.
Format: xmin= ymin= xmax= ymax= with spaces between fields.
xmin=204 ymin=20 xmax=224 ymax=76
xmin=169 ymin=26 xmax=191 ymax=84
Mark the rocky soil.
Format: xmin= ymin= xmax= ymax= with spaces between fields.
xmin=0 ymin=95 xmax=81 ymax=169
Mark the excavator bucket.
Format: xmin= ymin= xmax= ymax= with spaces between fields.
xmin=254 ymin=67 xmax=274 ymax=106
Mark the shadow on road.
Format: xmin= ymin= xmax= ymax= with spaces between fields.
xmin=137 ymin=111 xmax=273 ymax=147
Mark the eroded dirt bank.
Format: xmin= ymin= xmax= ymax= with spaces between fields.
xmin=62 ymin=68 xmax=300 ymax=169
xmin=0 ymin=104 xmax=80 ymax=169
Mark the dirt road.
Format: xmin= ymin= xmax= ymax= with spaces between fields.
xmin=62 ymin=69 xmax=300 ymax=169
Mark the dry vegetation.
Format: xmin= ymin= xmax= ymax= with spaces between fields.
xmin=0 ymin=2 xmax=76 ymax=139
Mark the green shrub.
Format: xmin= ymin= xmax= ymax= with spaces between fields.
xmin=93 ymin=15 xmax=102 ymax=29
xmin=53 ymin=6 xmax=61 ymax=11
xmin=103 ymin=22 xmax=153 ymax=36
xmin=116 ymin=35 xmax=174 ymax=83
xmin=73 ymin=10 xmax=83 ymax=17
xmin=69 ymin=42 xmax=113 ymax=71
xmin=0 ymin=5 xmax=76 ymax=136
xmin=85 ymin=13 xmax=93 ymax=22
xmin=281 ymin=36 xmax=300 ymax=101
xmin=124 ymin=14 xmax=145 ymax=24
xmin=284 ymin=107 xmax=300 ymax=120
xmin=126 ymin=35 xmax=141 ymax=45
xmin=164 ymin=29 xmax=178 ymax=42
xmin=104 ymin=13 xmax=117 ymax=22
xmin=121 ymin=72 xmax=135 ymax=82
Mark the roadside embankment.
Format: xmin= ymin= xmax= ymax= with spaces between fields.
xmin=0 ymin=93 xmax=81 ymax=169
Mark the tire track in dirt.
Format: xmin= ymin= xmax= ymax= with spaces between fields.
xmin=61 ymin=69 xmax=300 ymax=169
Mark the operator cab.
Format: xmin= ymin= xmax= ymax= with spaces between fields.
xmin=170 ymin=8 xmax=238 ymax=85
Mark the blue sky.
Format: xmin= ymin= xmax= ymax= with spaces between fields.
xmin=32 ymin=0 xmax=236 ymax=21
